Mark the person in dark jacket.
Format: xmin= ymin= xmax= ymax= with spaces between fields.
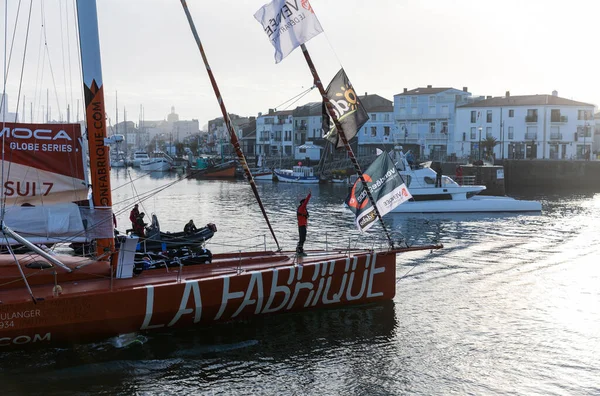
xmin=434 ymin=163 xmax=443 ymax=188
xmin=134 ymin=212 xmax=147 ymax=237
xmin=296 ymin=189 xmax=312 ymax=257
xmin=184 ymin=219 xmax=197 ymax=234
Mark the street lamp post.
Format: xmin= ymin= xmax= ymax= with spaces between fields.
xmin=583 ymin=113 xmax=589 ymax=160
xmin=478 ymin=127 xmax=482 ymax=161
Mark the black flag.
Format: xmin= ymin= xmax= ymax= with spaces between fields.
xmin=323 ymin=68 xmax=368 ymax=149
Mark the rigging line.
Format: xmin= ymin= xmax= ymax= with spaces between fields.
xmin=0 ymin=0 xmax=23 ymax=116
xmin=33 ymin=2 xmax=45 ymax=122
xmin=65 ymin=0 xmax=74 ymax=118
xmin=278 ymin=89 xmax=314 ymax=112
xmin=42 ymin=24 xmax=64 ymax=121
xmin=58 ymin=0 xmax=69 ymax=121
xmin=320 ymin=30 xmax=344 ymax=77
xmin=272 ymin=86 xmax=314 ymax=110
xmin=71 ymin=0 xmax=85 ymax=124
xmin=1 ymin=0 xmax=7 ymax=219
xmin=13 ymin=0 xmax=34 ymax=125
xmin=3 ymin=237 xmax=37 ymax=303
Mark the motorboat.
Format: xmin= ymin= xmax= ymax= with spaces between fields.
xmin=389 ymin=151 xmax=541 ymax=213
xmin=249 ymin=168 xmax=274 ymax=181
xmin=274 ymin=165 xmax=319 ymax=184
xmin=249 ymin=155 xmax=273 ymax=180
xmin=132 ymin=150 xmax=150 ymax=167
xmin=140 ymin=151 xmax=174 ymax=172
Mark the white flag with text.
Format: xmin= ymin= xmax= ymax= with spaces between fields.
xmin=254 ymin=0 xmax=323 ymax=63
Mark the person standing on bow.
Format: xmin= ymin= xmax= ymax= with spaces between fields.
xmin=296 ymin=189 xmax=312 ymax=257
xmin=129 ymin=204 xmax=140 ymax=230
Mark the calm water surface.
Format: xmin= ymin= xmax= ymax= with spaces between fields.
xmin=1 ymin=168 xmax=598 ymax=395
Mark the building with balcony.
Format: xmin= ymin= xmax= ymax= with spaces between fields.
xmin=255 ymin=108 xmax=293 ymax=158
xmin=394 ymin=86 xmax=474 ymax=161
xmin=292 ymin=102 xmax=325 ymax=147
xmin=456 ymin=91 xmax=595 ymax=160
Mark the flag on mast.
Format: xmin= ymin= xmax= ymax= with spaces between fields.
xmin=346 ymin=153 xmax=412 ymax=232
xmin=254 ymin=0 xmax=323 ymax=63
xmin=323 ymin=68 xmax=369 ymax=149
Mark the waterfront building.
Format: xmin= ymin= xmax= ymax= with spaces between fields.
xmin=207 ymin=114 xmax=253 ymax=156
xmin=292 ymin=102 xmax=324 ymax=148
xmin=456 ymin=91 xmax=595 ymax=161
xmin=356 ymin=94 xmax=395 ymax=156
xmin=254 ymin=109 xmax=293 ymax=159
xmin=393 ymin=86 xmax=475 ymax=161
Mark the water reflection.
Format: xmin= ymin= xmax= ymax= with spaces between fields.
xmin=0 ymin=302 xmax=397 ymax=394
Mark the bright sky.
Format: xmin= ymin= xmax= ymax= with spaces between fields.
xmin=1 ymin=0 xmax=598 ymax=130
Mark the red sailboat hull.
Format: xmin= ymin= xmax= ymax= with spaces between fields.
xmin=187 ymin=161 xmax=237 ymax=179
xmin=0 ymin=247 xmax=437 ymax=349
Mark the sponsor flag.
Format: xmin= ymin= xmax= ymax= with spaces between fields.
xmin=323 ymin=68 xmax=369 ymax=149
xmin=346 ymin=153 xmax=412 ymax=232
xmin=254 ymin=0 xmax=324 ymax=64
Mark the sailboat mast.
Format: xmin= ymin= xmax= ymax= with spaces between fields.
xmin=115 ymin=90 xmax=118 ymax=135
xmin=76 ymin=0 xmax=114 ymax=257
xmin=299 ymin=44 xmax=394 ymax=247
xmin=179 ymin=0 xmax=281 ymax=251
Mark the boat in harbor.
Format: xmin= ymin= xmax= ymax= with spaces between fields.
xmin=248 ymin=154 xmax=274 ymax=181
xmin=0 ymin=1 xmax=439 ymax=350
xmin=274 ymin=165 xmax=320 ymax=184
xmin=131 ymin=150 xmax=150 ymax=167
xmin=140 ymin=151 xmax=174 ymax=172
xmin=388 ymin=150 xmax=542 ymax=213
xmin=187 ymin=156 xmax=237 ymax=179
xmin=135 ymin=215 xmax=218 ymax=253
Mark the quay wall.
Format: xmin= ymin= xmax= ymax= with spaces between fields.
xmin=503 ymin=160 xmax=600 ymax=193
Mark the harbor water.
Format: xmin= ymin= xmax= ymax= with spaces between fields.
xmin=0 ymin=168 xmax=598 ymax=395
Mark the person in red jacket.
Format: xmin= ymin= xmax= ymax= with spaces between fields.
xmin=129 ymin=204 xmax=140 ymax=230
xmin=296 ymin=189 xmax=311 ymax=256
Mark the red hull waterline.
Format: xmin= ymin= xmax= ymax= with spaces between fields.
xmin=0 ymin=246 xmax=436 ymax=349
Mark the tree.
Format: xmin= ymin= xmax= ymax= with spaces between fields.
xmin=481 ymin=136 xmax=499 ymax=160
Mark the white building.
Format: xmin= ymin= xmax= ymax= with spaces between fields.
xmin=292 ymin=102 xmax=324 ymax=149
xmin=394 ymin=86 xmax=474 ymax=161
xmin=255 ymin=109 xmax=293 ymax=158
xmin=456 ymin=91 xmax=595 ymax=160
xmin=356 ymin=94 xmax=396 ymax=156
xmin=295 ymin=141 xmax=322 ymax=162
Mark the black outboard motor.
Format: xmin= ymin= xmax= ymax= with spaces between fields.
xmin=146 ymin=213 xmax=161 ymax=240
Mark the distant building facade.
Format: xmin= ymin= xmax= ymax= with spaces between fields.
xmin=456 ymin=91 xmax=595 ymax=160
xmin=356 ymin=94 xmax=395 ymax=156
xmin=394 ymin=86 xmax=474 ymax=161
xmin=255 ymin=109 xmax=293 ymax=158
